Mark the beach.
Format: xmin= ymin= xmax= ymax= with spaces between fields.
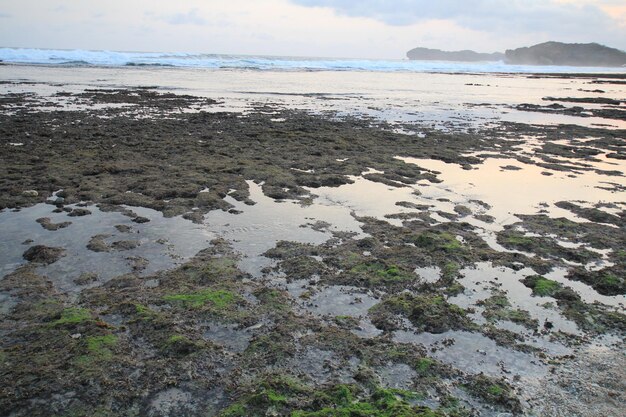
xmin=0 ymin=61 xmax=625 ymax=416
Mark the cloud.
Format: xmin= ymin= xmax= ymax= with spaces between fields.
xmin=165 ymin=8 xmax=207 ymax=26
xmin=1 ymin=0 xmax=624 ymax=58
xmin=289 ymin=0 xmax=618 ymax=35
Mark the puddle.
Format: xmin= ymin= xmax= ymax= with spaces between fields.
xmin=399 ymin=157 xmax=626 ymax=225
xmin=0 ymin=292 xmax=18 ymax=315
xmin=541 ymin=268 xmax=625 ymax=307
xmin=202 ymin=322 xmax=254 ymax=353
xmin=377 ymin=362 xmax=417 ymax=390
xmin=394 ymin=329 xmax=547 ymax=379
xmin=204 ymin=180 xmax=364 ymax=276
xmin=282 ymin=279 xmax=380 ymax=319
xmin=413 ymin=266 xmax=441 ymax=283
xmin=0 ymin=203 xmax=214 ymax=293
xmin=148 ymin=388 xmax=195 ymax=417
xmin=453 ymin=261 xmax=624 ymax=313
xmin=299 ymin=285 xmax=380 ymax=318
xmin=277 ymin=277 xmax=383 ymax=338
xmin=450 ymin=263 xmax=581 ymax=335
xmin=146 ymin=387 xmax=226 ymax=417
xmin=288 ymin=347 xmax=358 ymax=385
xmin=310 ymin=176 xmax=424 ymax=227
xmin=351 ymin=318 xmax=383 ymax=339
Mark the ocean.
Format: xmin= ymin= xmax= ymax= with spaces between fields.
xmin=1 ymin=47 xmax=626 ymax=74
xmin=2 ymin=50 xmax=625 ymax=132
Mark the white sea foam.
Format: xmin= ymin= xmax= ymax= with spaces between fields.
xmin=1 ymin=47 xmax=625 ymax=74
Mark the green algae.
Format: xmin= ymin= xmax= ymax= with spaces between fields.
xmin=463 ymin=375 xmax=521 ymax=413
xmin=414 ymin=358 xmax=435 ymax=375
xmin=133 ymin=303 xmax=156 ymax=319
xmin=219 ymin=381 xmax=442 ymax=417
xmin=478 ymin=292 xmax=538 ymax=330
xmin=162 ymin=334 xmax=204 ymax=356
xmin=441 ymin=262 xmax=460 ymax=280
xmin=163 ymin=289 xmax=238 ymax=309
xmin=199 ymin=257 xmax=239 ymax=280
xmin=255 ymin=288 xmax=291 ymax=314
xmin=351 ymin=262 xmax=415 ymax=283
xmin=52 ymin=307 xmax=92 ymax=326
xmin=521 ymin=275 xmax=562 ymax=297
xmin=74 ymin=334 xmax=119 ymax=368
xmin=413 ymin=231 xmax=463 ymax=252
xmin=369 ymin=294 xmax=472 ymax=333
xmin=86 ymin=334 xmax=118 ymax=360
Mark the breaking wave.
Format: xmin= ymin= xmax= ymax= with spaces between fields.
xmin=1 ymin=47 xmax=624 ymax=74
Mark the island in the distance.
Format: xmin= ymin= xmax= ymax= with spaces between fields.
xmin=406 ymin=47 xmax=504 ymax=62
xmin=505 ymin=41 xmax=626 ymax=67
xmin=407 ymin=41 xmax=626 ymax=67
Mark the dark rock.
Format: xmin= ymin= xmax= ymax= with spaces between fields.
xmin=114 ymin=224 xmax=133 ymax=233
xmin=73 ymin=272 xmax=98 ymax=285
xmin=127 ymin=256 xmax=148 ymax=272
xmin=182 ymin=211 xmax=204 ymax=224
xmin=36 ymin=217 xmax=72 ymax=231
xmin=22 ymin=245 xmax=65 ymax=264
xmin=67 ymin=208 xmax=92 ymax=217
xmin=87 ymin=234 xmax=111 ymax=252
xmin=111 ymin=240 xmax=141 ymax=251
xmin=500 ymin=165 xmax=522 ymax=171
xmin=21 ymin=190 xmax=38 ymax=197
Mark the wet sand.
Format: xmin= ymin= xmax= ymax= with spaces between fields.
xmin=0 ymin=67 xmax=625 ymax=416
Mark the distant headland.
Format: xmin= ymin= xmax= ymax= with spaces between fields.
xmin=406 ymin=47 xmax=504 ymax=62
xmin=407 ymin=41 xmax=626 ymax=67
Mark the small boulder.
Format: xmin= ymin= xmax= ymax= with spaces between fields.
xmin=36 ymin=217 xmax=72 ymax=231
xmin=73 ymin=273 xmax=99 ymax=285
xmin=67 ymin=208 xmax=92 ymax=217
xmin=23 ymin=245 xmax=65 ymax=264
xmin=111 ymin=240 xmax=141 ymax=251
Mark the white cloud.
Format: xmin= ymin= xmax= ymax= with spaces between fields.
xmin=164 ymin=8 xmax=207 ymax=26
xmin=290 ymin=0 xmax=625 ymax=48
xmin=0 ymin=0 xmax=623 ymax=58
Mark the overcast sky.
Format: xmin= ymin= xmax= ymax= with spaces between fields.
xmin=0 ymin=0 xmax=624 ymax=58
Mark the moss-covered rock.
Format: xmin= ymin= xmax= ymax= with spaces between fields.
xmin=369 ymin=294 xmax=473 ymax=333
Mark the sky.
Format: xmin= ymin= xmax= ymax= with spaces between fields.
xmin=0 ymin=0 xmax=624 ymax=59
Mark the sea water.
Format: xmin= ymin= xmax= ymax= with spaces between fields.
xmin=1 ymin=59 xmax=625 ymax=131
xmin=2 ymin=47 xmax=626 ymax=73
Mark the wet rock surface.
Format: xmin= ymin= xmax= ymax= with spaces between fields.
xmin=1 ymin=81 xmax=625 ymax=417
xmin=22 ymin=244 xmax=65 ymax=264
xmin=36 ymin=217 xmax=72 ymax=231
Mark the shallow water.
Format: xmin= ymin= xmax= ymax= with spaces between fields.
xmin=400 ymin=156 xmax=626 ymax=225
xmin=204 ymin=181 xmax=365 ymax=276
xmin=0 ymin=202 xmax=214 ymax=293
xmin=450 ymin=263 xmax=582 ymax=335
xmin=394 ymin=328 xmax=548 ymax=379
xmin=2 ymin=65 xmax=625 ymax=130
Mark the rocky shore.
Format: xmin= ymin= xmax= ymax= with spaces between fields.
xmin=0 ymin=78 xmax=625 ymax=417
